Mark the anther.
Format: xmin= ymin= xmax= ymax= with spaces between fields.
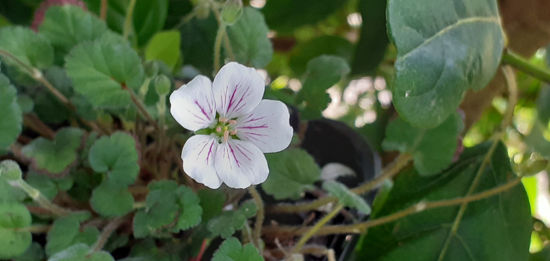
xmin=216 ymin=126 xmax=222 ymax=133
xmin=223 ymin=130 xmax=229 ymax=142
xmin=229 ymin=130 xmax=237 ymax=136
xmin=228 ymin=120 xmax=237 ymax=125
xmin=219 ymin=117 xmax=228 ymax=123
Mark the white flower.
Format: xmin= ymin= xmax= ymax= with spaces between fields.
xmin=170 ymin=62 xmax=293 ymax=189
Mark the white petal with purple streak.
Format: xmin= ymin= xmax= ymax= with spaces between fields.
xmin=236 ymin=100 xmax=293 ymax=153
xmin=213 ymin=62 xmax=265 ymax=119
xmin=181 ymin=135 xmax=221 ymax=189
xmin=214 ymin=139 xmax=269 ymax=188
xmin=170 ymin=75 xmax=216 ymax=131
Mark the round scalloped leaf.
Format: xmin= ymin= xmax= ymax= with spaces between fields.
xmin=88 ymin=132 xmax=139 ymax=186
xmin=212 ymin=237 xmax=263 ymax=261
xmin=0 ymin=26 xmax=54 ymax=69
xmin=382 ymin=112 xmax=463 ymax=175
xmin=263 ymin=149 xmax=320 ymax=200
xmin=65 ymin=36 xmax=145 ymax=108
xmin=0 ymin=203 xmax=32 ymax=259
xmin=322 ymin=180 xmax=371 ymax=215
xmin=388 ymin=0 xmax=504 ymax=128
xmin=0 ymin=74 xmax=22 ymax=151
xmin=39 ymin=5 xmax=108 ymax=56
xmin=22 ymin=128 xmax=84 ymax=176
xmin=90 ymin=181 xmax=134 ymax=217
xmin=227 ymin=7 xmax=273 ymax=68
xmin=174 ymin=186 xmax=202 ymax=231
xmin=47 ymin=243 xmax=114 ymax=261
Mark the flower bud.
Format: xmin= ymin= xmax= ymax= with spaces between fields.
xmin=155 ymin=75 xmax=171 ymax=96
xmin=144 ymin=61 xmax=159 ymax=77
xmin=0 ymin=160 xmax=22 ymax=181
xmin=221 ymin=0 xmax=243 ymax=25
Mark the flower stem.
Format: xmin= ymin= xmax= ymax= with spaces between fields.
xmin=248 ymin=186 xmax=264 ymax=251
xmin=269 ymin=154 xmax=412 ymax=214
xmin=91 ymin=216 xmax=127 ymax=252
xmin=9 ymin=179 xmax=72 ymax=217
xmin=263 ymin=177 xmax=522 ymax=237
xmin=100 ymin=0 xmax=108 ymax=20
xmin=501 ymin=50 xmax=550 ymax=83
xmin=123 ymin=0 xmax=137 ymax=41
xmin=292 ymin=204 xmax=343 ymax=254
xmin=127 ymin=88 xmax=160 ymax=130
xmin=437 ymin=65 xmax=518 ymax=261
xmin=213 ymin=23 xmax=226 ymax=74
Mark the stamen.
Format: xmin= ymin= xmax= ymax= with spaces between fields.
xmin=223 ymin=130 xmax=229 ymax=142
xmin=230 ymin=130 xmax=237 ymax=136
xmin=228 ymin=120 xmax=237 ymax=125
xmin=219 ymin=117 xmax=228 ymax=123
xmin=216 ymin=126 xmax=222 ymax=133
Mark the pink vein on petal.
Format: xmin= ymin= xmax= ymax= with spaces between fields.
xmin=228 ymin=143 xmax=241 ymax=167
xmin=196 ymin=139 xmax=210 ymax=161
xmin=194 ymin=100 xmax=211 ymax=121
xmin=206 ymin=140 xmax=215 ymax=164
xmin=226 ymin=85 xmax=239 ymax=114
xmin=234 ymin=144 xmax=252 ymax=161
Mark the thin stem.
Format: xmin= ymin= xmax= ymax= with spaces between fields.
xmin=23 ymin=114 xmax=56 ymax=139
xmin=213 ymin=24 xmax=226 ymax=74
xmin=263 ymin=177 xmax=522 ymax=237
xmin=100 ymin=0 xmax=108 ymax=20
xmin=123 ymin=0 xmax=137 ymax=40
xmin=248 ymin=186 xmax=264 ymax=251
xmin=127 ymin=88 xmax=160 ymax=130
xmin=210 ymin=5 xmax=235 ymax=61
xmin=91 ymin=216 xmax=127 ymax=252
xmin=502 ymin=50 xmax=550 ymax=83
xmin=292 ymin=204 xmax=343 ymax=254
xmin=269 ymin=154 xmax=412 ymax=214
xmin=9 ymin=179 xmax=72 ymax=216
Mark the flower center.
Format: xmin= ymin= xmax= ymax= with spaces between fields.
xmin=213 ymin=117 xmax=238 ymax=143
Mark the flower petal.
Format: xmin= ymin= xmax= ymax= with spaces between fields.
xmin=236 ymin=100 xmax=293 ymax=153
xmin=181 ymin=135 xmax=222 ymax=189
xmin=213 ymin=62 xmax=265 ymax=118
xmin=214 ymin=139 xmax=269 ymax=189
xmin=170 ymin=75 xmax=216 ymax=131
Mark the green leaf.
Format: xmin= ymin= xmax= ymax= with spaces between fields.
xmin=0 ymin=26 xmax=54 ymax=68
xmin=351 ymin=0 xmax=389 ymax=75
xmin=65 ymin=36 xmax=145 ymax=108
xmin=48 ymin=243 xmax=114 ymax=261
xmin=537 ymin=85 xmax=550 ymax=125
xmin=133 ymin=181 xmax=201 ymax=238
xmin=296 ymin=55 xmax=350 ymax=119
xmin=263 ymin=149 xmax=320 ymax=200
xmin=175 ymin=185 xmax=202 ymax=231
xmin=0 ymin=203 xmax=32 ymax=259
xmin=0 ymin=73 xmax=22 ymax=150
xmin=382 ymin=112 xmax=463 ymax=175
xmin=227 ymin=7 xmax=273 ymax=68
xmin=145 ymin=30 xmax=181 ymax=71
xmin=25 ymin=172 xmax=58 ymax=200
xmin=353 ymin=143 xmax=531 ymax=260
xmin=178 ymin=14 xmax=217 ymax=74
xmin=132 ymin=0 xmax=169 ymax=46
xmin=208 ymin=201 xmax=257 ymax=238
xmin=22 ymin=128 xmax=84 ymax=175
xmin=322 ymin=180 xmax=371 ymax=215
xmin=289 ymin=36 xmax=353 ymax=76
xmin=91 ymin=181 xmax=134 ymax=217
xmin=212 ymin=237 xmax=263 ymax=261
xmin=198 ymin=189 xmax=226 ymax=222
xmin=39 ymin=5 xmax=108 ymax=56
xmin=88 ymin=132 xmax=139 ymax=186
xmin=14 ymin=242 xmax=45 ymax=261
xmin=388 ymin=0 xmax=504 ymax=128
xmin=262 ymin=0 xmax=348 ymax=32
xmin=46 ymin=213 xmax=96 ymax=257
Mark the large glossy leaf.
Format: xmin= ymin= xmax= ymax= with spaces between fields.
xmin=227 ymin=7 xmax=273 ymax=68
xmin=388 ymin=0 xmax=504 ymax=128
xmin=145 ymin=30 xmax=181 ymax=71
xmin=178 ymin=14 xmax=217 ymax=74
xmin=0 ymin=74 xmax=22 ymax=150
xmin=39 ymin=5 xmax=108 ymax=56
xmin=65 ymin=36 xmax=145 ymax=108
xmin=290 ymin=35 xmax=353 ymax=76
xmin=133 ymin=0 xmax=169 ymax=46
xmin=352 ymin=143 xmax=531 ymax=261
